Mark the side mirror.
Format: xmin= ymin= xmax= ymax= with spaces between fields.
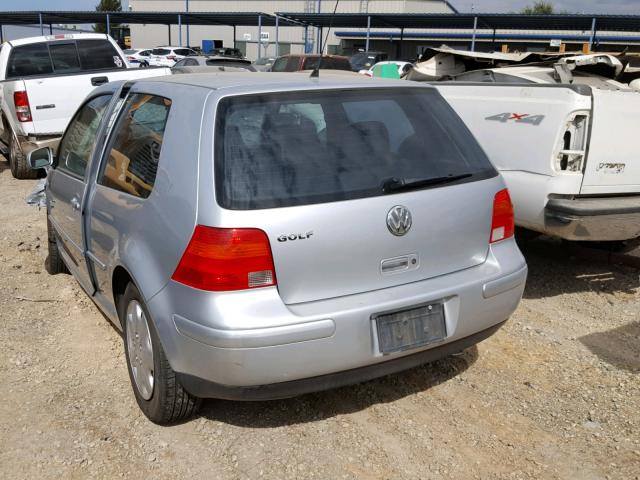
xmin=27 ymin=147 xmax=53 ymax=170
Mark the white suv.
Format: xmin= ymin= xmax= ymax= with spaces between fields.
xmin=149 ymin=46 xmax=197 ymax=67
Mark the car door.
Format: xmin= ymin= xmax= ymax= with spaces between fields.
xmin=47 ymin=94 xmax=113 ymax=294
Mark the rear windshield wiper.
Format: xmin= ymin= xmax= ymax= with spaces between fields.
xmin=382 ymin=173 xmax=473 ymax=193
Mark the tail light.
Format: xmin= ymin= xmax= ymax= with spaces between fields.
xmin=127 ymin=56 xmax=135 ymax=60
xmin=13 ymin=91 xmax=32 ymax=122
xmin=172 ymin=225 xmax=277 ymax=291
xmin=490 ymin=189 xmax=515 ymax=243
xmin=166 ymin=55 xmax=176 ymax=61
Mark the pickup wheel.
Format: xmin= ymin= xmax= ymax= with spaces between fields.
xmin=46 ymin=215 xmax=69 ymax=275
xmin=121 ymin=283 xmax=201 ymax=424
xmin=9 ymin=133 xmax=38 ymax=179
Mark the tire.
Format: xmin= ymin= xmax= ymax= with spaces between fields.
xmin=121 ymin=283 xmax=201 ymax=424
xmin=9 ymin=133 xmax=38 ymax=179
xmin=46 ymin=215 xmax=69 ymax=275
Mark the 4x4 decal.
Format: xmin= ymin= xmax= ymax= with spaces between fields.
xmin=486 ymin=112 xmax=545 ymax=125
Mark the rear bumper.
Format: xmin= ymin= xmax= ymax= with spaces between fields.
xmin=545 ymin=196 xmax=640 ymax=241
xmin=146 ymin=238 xmax=527 ymax=394
xmin=178 ymin=320 xmax=506 ymax=400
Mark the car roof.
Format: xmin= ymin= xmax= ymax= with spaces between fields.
xmin=141 ymin=71 xmax=434 ymax=92
xmin=9 ymin=32 xmax=109 ymax=47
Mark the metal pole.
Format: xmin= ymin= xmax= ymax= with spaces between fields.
xmin=397 ymin=27 xmax=404 ymax=59
xmin=258 ymin=14 xmax=262 ymax=59
xmin=317 ymin=0 xmax=322 ymax=54
xmin=471 ymin=16 xmax=478 ymax=52
xmin=233 ymin=25 xmax=236 ymax=48
xmin=39 ymin=13 xmax=43 ymax=36
xmin=49 ymin=23 xmax=53 ymax=35
xmin=304 ymin=25 xmax=309 ymax=53
xmin=275 ymin=15 xmax=279 ymax=57
xmin=318 ymin=27 xmax=323 ymax=53
xmin=168 ymin=24 xmax=171 ymax=45
xmin=186 ymin=0 xmax=190 ymax=47
xmin=588 ymin=17 xmax=597 ymax=52
xmin=178 ymin=15 xmax=182 ymax=46
xmin=0 ymin=25 xmax=4 ymax=43
xmin=365 ymin=15 xmax=371 ymax=52
xmin=106 ymin=14 xmax=110 ymax=37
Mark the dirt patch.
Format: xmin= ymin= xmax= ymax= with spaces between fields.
xmin=1 ymin=159 xmax=639 ymax=479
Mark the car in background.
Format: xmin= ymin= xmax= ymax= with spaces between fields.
xmin=209 ymin=47 xmax=245 ymax=59
xmin=360 ymin=61 xmax=413 ymax=79
xmin=172 ymin=56 xmax=256 ymax=73
xmin=148 ymin=46 xmax=198 ymax=67
xmin=30 ymin=72 xmax=526 ymax=424
xmin=253 ymin=56 xmax=277 ymax=71
xmin=270 ymin=54 xmax=351 ymax=72
xmin=350 ymin=51 xmax=388 ymax=72
xmin=123 ymin=48 xmax=151 ymax=67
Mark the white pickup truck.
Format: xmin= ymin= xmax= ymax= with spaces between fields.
xmin=435 ymin=71 xmax=640 ymax=243
xmin=0 ymin=33 xmax=171 ymax=178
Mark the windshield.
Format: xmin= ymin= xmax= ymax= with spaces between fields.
xmin=215 ymin=88 xmax=496 ymax=210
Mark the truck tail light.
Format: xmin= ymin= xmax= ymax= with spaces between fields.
xmin=13 ymin=91 xmax=32 ymax=122
xmin=172 ymin=225 xmax=277 ymax=291
xmin=490 ymin=189 xmax=515 ymax=243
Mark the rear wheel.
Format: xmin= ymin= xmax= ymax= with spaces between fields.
xmin=9 ymin=133 xmax=38 ymax=179
xmin=122 ymin=283 xmax=201 ymax=424
xmin=46 ymin=215 xmax=69 ymax=275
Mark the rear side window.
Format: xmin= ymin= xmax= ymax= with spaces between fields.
xmin=99 ymin=93 xmax=172 ymax=199
xmin=271 ymin=56 xmax=300 ymax=72
xmin=215 ymin=88 xmax=496 ymax=210
xmin=77 ymin=39 xmax=124 ymax=70
xmin=6 ymin=43 xmax=54 ymax=78
xmin=152 ymin=48 xmax=171 ymax=55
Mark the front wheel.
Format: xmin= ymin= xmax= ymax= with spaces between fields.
xmin=122 ymin=283 xmax=201 ymax=424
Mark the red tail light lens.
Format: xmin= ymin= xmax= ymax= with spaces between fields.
xmin=166 ymin=55 xmax=176 ymax=60
xmin=172 ymin=225 xmax=277 ymax=291
xmin=13 ymin=91 xmax=32 ymax=122
xmin=490 ymin=188 xmax=515 ymax=243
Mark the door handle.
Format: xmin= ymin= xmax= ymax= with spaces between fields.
xmin=91 ymin=76 xmax=108 ymax=86
xmin=71 ymin=197 xmax=80 ymax=211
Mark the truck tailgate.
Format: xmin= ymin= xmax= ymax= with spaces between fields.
xmin=24 ymin=68 xmax=171 ymax=135
xmin=581 ymin=89 xmax=640 ymax=195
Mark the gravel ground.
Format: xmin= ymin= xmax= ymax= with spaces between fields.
xmin=1 ymin=160 xmax=639 ymax=480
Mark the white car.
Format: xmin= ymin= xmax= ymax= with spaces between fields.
xmin=360 ymin=61 xmax=413 ymax=78
xmin=123 ymin=48 xmax=151 ymax=67
xmin=149 ymin=46 xmax=198 ymax=67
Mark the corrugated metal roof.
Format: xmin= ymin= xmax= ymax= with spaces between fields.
xmin=277 ymin=13 xmax=640 ymax=32
xmin=0 ymin=11 xmax=301 ymax=27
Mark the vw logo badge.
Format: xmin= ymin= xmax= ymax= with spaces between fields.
xmin=387 ymin=205 xmax=412 ymax=236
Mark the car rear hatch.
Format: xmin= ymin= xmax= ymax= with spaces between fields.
xmin=580 ymin=88 xmax=640 ymax=195
xmin=213 ymin=87 xmax=500 ymax=305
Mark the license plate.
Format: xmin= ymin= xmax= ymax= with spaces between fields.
xmin=375 ymin=303 xmax=446 ymax=354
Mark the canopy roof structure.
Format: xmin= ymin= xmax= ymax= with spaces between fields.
xmin=0 ymin=11 xmax=302 ymax=27
xmin=275 ymin=13 xmax=640 ymax=32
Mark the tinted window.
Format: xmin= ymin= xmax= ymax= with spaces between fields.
xmin=173 ymin=59 xmax=187 ymax=67
xmin=57 ymin=95 xmax=112 ymax=178
xmin=6 ymin=43 xmax=53 ymax=78
xmin=152 ymin=48 xmax=171 ymax=55
xmin=139 ymin=50 xmax=151 ymax=56
xmin=303 ymin=57 xmax=350 ymax=71
xmin=215 ymin=88 xmax=496 ymax=210
xmin=185 ymin=58 xmax=199 ymax=66
xmin=77 ymin=39 xmax=124 ymax=70
xmin=50 ymin=43 xmax=80 ymax=73
xmin=174 ymin=49 xmax=191 ymax=56
xmin=271 ymin=56 xmax=300 ymax=72
xmin=123 ymin=49 xmax=136 ymax=54
xmin=99 ymin=94 xmax=172 ymax=199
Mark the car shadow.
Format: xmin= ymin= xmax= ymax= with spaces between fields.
xmin=0 ymin=158 xmax=9 ymax=174
xmin=199 ymin=346 xmax=478 ymax=428
xmin=517 ymin=235 xmax=640 ymax=299
xmin=579 ymin=321 xmax=640 ymax=373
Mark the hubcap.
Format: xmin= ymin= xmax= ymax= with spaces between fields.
xmin=126 ymin=300 xmax=154 ymax=400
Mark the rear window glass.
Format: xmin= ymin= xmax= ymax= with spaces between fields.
xmin=215 ymin=88 xmax=496 ymax=210
xmin=302 ymin=57 xmax=350 ymax=71
xmin=6 ymin=43 xmax=54 ymax=78
xmin=50 ymin=43 xmax=80 ymax=73
xmin=77 ymin=39 xmax=124 ymax=70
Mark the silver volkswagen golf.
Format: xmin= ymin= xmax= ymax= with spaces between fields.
xmin=31 ymin=73 xmax=527 ymax=423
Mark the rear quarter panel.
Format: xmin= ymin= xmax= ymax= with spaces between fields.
xmin=88 ymin=82 xmax=210 ymax=303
